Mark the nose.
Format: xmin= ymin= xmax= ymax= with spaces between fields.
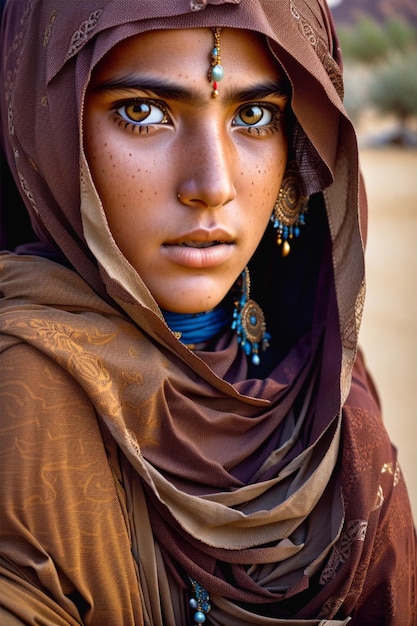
xmin=176 ymin=123 xmax=236 ymax=209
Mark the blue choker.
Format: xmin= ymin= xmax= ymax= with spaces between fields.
xmin=162 ymin=306 xmax=231 ymax=346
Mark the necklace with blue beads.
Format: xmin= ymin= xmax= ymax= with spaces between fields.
xmin=162 ymin=306 xmax=231 ymax=347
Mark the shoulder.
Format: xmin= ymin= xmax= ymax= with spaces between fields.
xmin=0 ymin=251 xmax=116 ymax=315
xmin=0 ymin=346 xmax=140 ymax=623
xmin=341 ymin=348 xmax=396 ymax=501
xmin=0 ymin=342 xmax=97 ymax=445
xmin=345 ymin=347 xmax=381 ymax=415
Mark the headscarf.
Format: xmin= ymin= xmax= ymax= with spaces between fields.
xmin=1 ymin=0 xmax=364 ymax=402
xmin=1 ymin=1 xmax=415 ymax=625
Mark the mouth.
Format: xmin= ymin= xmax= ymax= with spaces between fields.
xmin=162 ymin=232 xmax=235 ymax=269
xmin=175 ymin=240 xmax=229 ymax=249
xmin=165 ymin=228 xmax=235 ymax=248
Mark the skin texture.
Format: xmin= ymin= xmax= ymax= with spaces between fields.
xmin=83 ymin=28 xmax=289 ymax=313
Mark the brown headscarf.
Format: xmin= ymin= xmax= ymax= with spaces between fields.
xmin=1 ymin=1 xmax=415 ymax=625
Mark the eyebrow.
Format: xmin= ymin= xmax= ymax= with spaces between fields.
xmin=91 ymin=75 xmax=291 ymax=106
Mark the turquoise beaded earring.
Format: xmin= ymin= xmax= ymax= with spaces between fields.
xmin=271 ymin=161 xmax=308 ymax=257
xmin=208 ymin=28 xmax=224 ymax=97
xmin=232 ymin=268 xmax=270 ymax=366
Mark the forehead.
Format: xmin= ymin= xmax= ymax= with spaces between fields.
xmin=89 ymin=27 xmax=285 ymax=86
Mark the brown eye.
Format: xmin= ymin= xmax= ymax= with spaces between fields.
xmin=233 ymin=102 xmax=282 ymax=130
xmin=239 ymin=105 xmax=264 ymax=125
xmin=115 ymin=99 xmax=168 ymax=125
xmin=125 ymin=102 xmax=152 ymax=122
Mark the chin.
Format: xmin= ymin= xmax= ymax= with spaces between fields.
xmin=159 ymin=293 xmax=228 ymax=314
xmin=161 ymin=302 xmax=220 ymax=315
xmin=155 ymin=278 xmax=235 ymax=314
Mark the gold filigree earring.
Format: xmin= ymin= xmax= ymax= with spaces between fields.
xmin=271 ymin=161 xmax=308 ymax=257
xmin=232 ymin=267 xmax=270 ymax=366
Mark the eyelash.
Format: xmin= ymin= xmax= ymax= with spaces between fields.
xmin=110 ymin=98 xmax=284 ymax=136
xmin=233 ymin=102 xmax=284 ymax=136
xmin=111 ymin=98 xmax=170 ymax=135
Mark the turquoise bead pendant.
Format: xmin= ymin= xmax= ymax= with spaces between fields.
xmin=189 ymin=577 xmax=211 ymax=624
xmin=208 ymin=28 xmax=223 ymax=97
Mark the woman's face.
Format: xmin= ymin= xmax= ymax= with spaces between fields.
xmin=84 ymin=28 xmax=289 ymax=313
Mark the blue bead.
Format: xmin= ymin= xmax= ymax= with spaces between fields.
xmin=252 ymin=353 xmax=260 ymax=366
xmin=194 ymin=611 xmax=206 ymax=623
xmin=211 ymin=64 xmax=224 ymax=82
xmin=189 ymin=598 xmax=198 ymax=609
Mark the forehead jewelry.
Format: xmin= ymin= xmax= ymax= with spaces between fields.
xmin=208 ymin=28 xmax=224 ymax=97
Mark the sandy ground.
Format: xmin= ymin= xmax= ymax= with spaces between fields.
xmin=358 ymin=145 xmax=417 ymax=521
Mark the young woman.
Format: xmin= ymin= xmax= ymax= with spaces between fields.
xmin=1 ymin=1 xmax=415 ymax=624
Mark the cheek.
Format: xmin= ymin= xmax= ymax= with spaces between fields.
xmin=239 ymin=147 xmax=287 ymax=211
xmin=239 ymin=149 xmax=287 ymax=244
xmin=86 ymin=138 xmax=164 ymax=214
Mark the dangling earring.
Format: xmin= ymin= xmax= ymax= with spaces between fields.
xmin=208 ymin=28 xmax=224 ymax=98
xmin=271 ymin=160 xmax=308 ymax=257
xmin=232 ymin=268 xmax=270 ymax=366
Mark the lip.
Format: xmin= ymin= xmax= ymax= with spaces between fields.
xmin=162 ymin=228 xmax=235 ymax=269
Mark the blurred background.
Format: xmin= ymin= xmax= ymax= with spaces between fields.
xmin=330 ymin=0 xmax=417 ymax=520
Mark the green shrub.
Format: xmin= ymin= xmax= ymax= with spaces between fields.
xmin=337 ymin=16 xmax=417 ymax=137
xmin=338 ymin=17 xmax=417 ymax=65
xmin=385 ymin=18 xmax=417 ymax=53
xmin=368 ymin=51 xmax=417 ymax=134
xmin=339 ymin=17 xmax=389 ymax=63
